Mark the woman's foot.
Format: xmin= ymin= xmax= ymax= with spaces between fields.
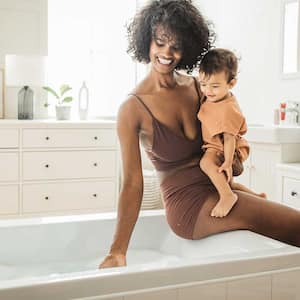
xmin=211 ymin=193 xmax=238 ymax=218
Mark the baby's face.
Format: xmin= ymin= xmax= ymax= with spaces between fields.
xmin=198 ymin=71 xmax=235 ymax=102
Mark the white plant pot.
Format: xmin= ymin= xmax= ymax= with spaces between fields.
xmin=55 ymin=105 xmax=71 ymax=120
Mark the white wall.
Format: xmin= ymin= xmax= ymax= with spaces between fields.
xmin=0 ymin=0 xmax=47 ymax=118
xmin=197 ymin=0 xmax=300 ymax=124
xmin=1 ymin=0 xmax=299 ymax=123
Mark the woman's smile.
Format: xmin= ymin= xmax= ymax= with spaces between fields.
xmin=157 ymin=56 xmax=173 ymax=65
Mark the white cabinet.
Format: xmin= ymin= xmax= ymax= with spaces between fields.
xmin=22 ymin=150 xmax=117 ymax=180
xmin=276 ymin=163 xmax=300 ymax=210
xmin=22 ymin=128 xmax=116 ymax=148
xmin=22 ymin=180 xmax=116 ymax=213
xmin=235 ymin=143 xmax=300 ymax=202
xmin=0 ymin=120 xmax=119 ymax=218
xmin=0 ymin=128 xmax=20 ymax=215
xmin=0 ymin=153 xmax=19 ymax=181
xmin=0 ymin=129 xmax=19 ymax=148
xmin=0 ymin=185 xmax=19 ymax=215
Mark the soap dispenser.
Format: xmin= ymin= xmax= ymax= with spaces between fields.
xmin=78 ymin=81 xmax=89 ymax=120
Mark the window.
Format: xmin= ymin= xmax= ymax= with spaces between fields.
xmin=47 ymin=0 xmax=137 ymax=117
xmin=282 ymin=0 xmax=299 ymax=75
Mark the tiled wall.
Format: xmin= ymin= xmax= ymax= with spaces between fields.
xmin=80 ymin=268 xmax=300 ymax=300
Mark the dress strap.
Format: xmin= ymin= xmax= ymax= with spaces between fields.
xmin=129 ymin=93 xmax=156 ymax=119
xmin=192 ymin=76 xmax=202 ymax=104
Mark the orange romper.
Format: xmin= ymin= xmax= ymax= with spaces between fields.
xmin=197 ymin=95 xmax=249 ymax=162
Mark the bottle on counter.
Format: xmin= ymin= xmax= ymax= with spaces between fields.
xmin=78 ymin=81 xmax=89 ymax=120
xmin=285 ymin=101 xmax=299 ymax=125
xmin=295 ymin=103 xmax=300 ymax=125
xmin=280 ymin=102 xmax=286 ymax=125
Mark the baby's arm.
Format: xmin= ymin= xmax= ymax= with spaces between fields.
xmin=219 ymin=133 xmax=236 ymax=182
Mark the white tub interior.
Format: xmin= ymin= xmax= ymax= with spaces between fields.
xmin=0 ymin=209 xmax=299 ymax=285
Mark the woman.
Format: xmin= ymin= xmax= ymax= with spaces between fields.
xmin=99 ymin=0 xmax=300 ymax=268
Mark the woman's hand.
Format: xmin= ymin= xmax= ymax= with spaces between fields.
xmin=99 ymin=253 xmax=127 ymax=269
xmin=218 ymin=161 xmax=233 ymax=183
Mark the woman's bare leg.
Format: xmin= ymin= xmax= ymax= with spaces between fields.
xmin=230 ymin=180 xmax=267 ymax=199
xmin=200 ymin=150 xmax=237 ymax=218
xmin=192 ymin=190 xmax=300 ymax=247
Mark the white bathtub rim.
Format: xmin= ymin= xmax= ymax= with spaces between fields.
xmin=2 ymin=252 xmax=300 ymax=300
xmin=1 ymin=208 xmax=300 ymax=296
xmin=1 ymin=245 xmax=300 ymax=291
xmin=78 ymin=265 xmax=300 ymax=300
xmin=0 ymin=209 xmax=166 ymax=228
xmin=1 ymin=208 xmax=300 ymax=290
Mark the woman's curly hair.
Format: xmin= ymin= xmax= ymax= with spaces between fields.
xmin=127 ymin=0 xmax=216 ymax=73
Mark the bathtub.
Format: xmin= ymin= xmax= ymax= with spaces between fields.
xmin=1 ymin=209 xmax=300 ymax=300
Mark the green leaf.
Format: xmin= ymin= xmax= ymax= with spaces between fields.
xmin=60 ymin=84 xmax=72 ymax=97
xmin=43 ymin=86 xmax=59 ymax=99
xmin=62 ymin=96 xmax=73 ymax=103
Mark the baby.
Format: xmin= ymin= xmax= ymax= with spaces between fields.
xmin=197 ymin=48 xmax=266 ymax=218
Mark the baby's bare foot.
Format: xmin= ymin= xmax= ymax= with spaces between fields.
xmin=211 ymin=193 xmax=238 ymax=218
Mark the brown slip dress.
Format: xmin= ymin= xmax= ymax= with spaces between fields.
xmin=130 ymin=83 xmax=216 ymax=240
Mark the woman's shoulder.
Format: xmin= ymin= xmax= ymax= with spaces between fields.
xmin=119 ymin=94 xmax=141 ymax=112
xmin=117 ymin=94 xmax=143 ymax=127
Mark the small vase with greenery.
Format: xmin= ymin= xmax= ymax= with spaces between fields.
xmin=43 ymin=84 xmax=73 ymax=120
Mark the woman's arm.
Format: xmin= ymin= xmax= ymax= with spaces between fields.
xmin=99 ymin=98 xmax=144 ymax=268
xmin=218 ymin=133 xmax=236 ymax=182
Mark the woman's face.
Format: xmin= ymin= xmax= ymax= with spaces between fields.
xmin=149 ymin=26 xmax=183 ymax=74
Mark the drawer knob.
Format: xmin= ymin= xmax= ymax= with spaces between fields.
xmin=291 ymin=191 xmax=298 ymax=197
xmin=93 ymin=162 xmax=98 ymax=167
xmin=45 ymin=136 xmax=50 ymax=140
xmin=94 ymin=136 xmax=99 ymax=140
xmin=45 ymin=196 xmax=49 ymax=200
xmin=45 ymin=164 xmax=50 ymax=168
xmin=93 ymin=193 xmax=97 ymax=197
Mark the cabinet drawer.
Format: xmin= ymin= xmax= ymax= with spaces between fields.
xmin=23 ymin=150 xmax=117 ymax=180
xmin=22 ymin=129 xmax=117 ymax=148
xmin=0 ymin=185 xmax=19 ymax=214
xmin=22 ymin=181 xmax=116 ymax=213
xmin=0 ymin=153 xmax=19 ymax=181
xmin=283 ymin=177 xmax=300 ymax=209
xmin=0 ymin=129 xmax=19 ymax=148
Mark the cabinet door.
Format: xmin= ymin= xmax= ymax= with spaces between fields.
xmin=22 ymin=128 xmax=117 ymax=148
xmin=0 ymin=129 xmax=19 ymax=148
xmin=282 ymin=177 xmax=300 ymax=209
xmin=23 ymin=150 xmax=117 ymax=180
xmin=234 ymin=156 xmax=251 ymax=187
xmin=0 ymin=185 xmax=19 ymax=214
xmin=250 ymin=145 xmax=280 ymax=201
xmin=23 ymin=180 xmax=116 ymax=213
xmin=0 ymin=153 xmax=19 ymax=181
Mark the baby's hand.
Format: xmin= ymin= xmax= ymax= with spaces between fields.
xmin=218 ymin=161 xmax=232 ymax=182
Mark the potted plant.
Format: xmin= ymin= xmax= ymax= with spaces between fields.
xmin=43 ymin=84 xmax=73 ymax=120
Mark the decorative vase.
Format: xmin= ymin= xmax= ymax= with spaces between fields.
xmin=78 ymin=81 xmax=89 ymax=120
xmin=55 ymin=105 xmax=71 ymax=120
xmin=18 ymin=86 xmax=34 ymax=120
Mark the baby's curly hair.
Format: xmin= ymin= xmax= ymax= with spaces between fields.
xmin=127 ymin=0 xmax=216 ymax=73
xmin=199 ymin=48 xmax=238 ymax=82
